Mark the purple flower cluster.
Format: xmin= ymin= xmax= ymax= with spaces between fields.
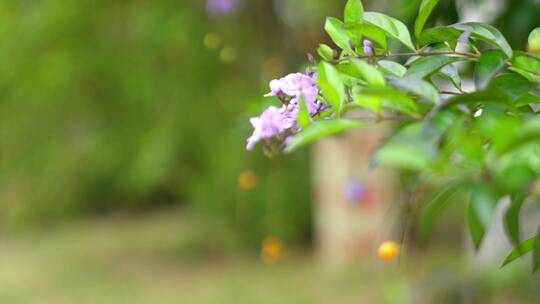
xmin=363 ymin=40 xmax=374 ymax=57
xmin=265 ymin=73 xmax=320 ymax=114
xmin=246 ymin=73 xmax=325 ymax=151
xmin=206 ymin=0 xmax=239 ymax=17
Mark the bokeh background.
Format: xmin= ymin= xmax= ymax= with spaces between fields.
xmin=0 ymin=0 xmax=539 ymax=303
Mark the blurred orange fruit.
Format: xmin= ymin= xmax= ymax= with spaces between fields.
xmin=377 ymin=241 xmax=399 ymax=262
xmin=261 ymin=236 xmax=285 ymax=264
xmin=238 ymin=170 xmax=257 ymax=191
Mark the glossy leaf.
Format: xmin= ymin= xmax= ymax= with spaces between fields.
xmin=353 ymin=86 xmax=419 ymax=116
xmin=375 ymin=143 xmax=431 ymax=171
xmin=515 ymin=93 xmax=540 ymax=107
xmin=344 ymin=0 xmax=364 ymax=25
xmin=378 ymin=60 xmax=407 ymax=77
xmin=346 ymin=23 xmax=388 ymax=50
xmin=511 ymin=51 xmax=540 ymax=82
xmin=489 ymin=73 xmax=531 ymax=104
xmin=501 ymin=236 xmax=537 ymax=268
xmin=285 ymin=119 xmax=364 ymax=152
xmin=318 ymin=62 xmax=346 ymax=115
xmin=509 ymin=67 xmax=540 ymax=83
xmin=475 ymin=50 xmax=508 ymax=90
xmin=534 ymin=228 xmax=540 ymax=272
xmin=468 ymin=185 xmax=498 ymax=250
xmin=418 ymin=27 xmax=462 ymax=49
xmin=504 ymin=193 xmax=526 ymax=248
xmin=418 ymin=185 xmax=460 ymax=240
xmin=414 ymin=0 xmax=440 ymax=38
xmin=350 ymin=59 xmax=386 ymax=86
xmin=389 ymin=76 xmax=440 ymax=104
xmin=405 ymin=56 xmax=465 ymax=79
xmin=439 ymin=64 xmax=462 ymax=90
xmin=450 ymin=22 xmax=513 ymax=58
xmin=325 ymin=17 xmax=355 ymax=53
xmin=363 ymin=12 xmax=415 ymax=51
xmin=494 ymin=117 xmax=540 ymax=156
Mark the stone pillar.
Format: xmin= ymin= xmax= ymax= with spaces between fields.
xmin=313 ymin=126 xmax=397 ymax=268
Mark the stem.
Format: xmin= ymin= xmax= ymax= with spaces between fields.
xmin=349 ymin=115 xmax=420 ymax=122
xmin=334 ymin=51 xmax=480 ymax=63
xmin=439 ymin=90 xmax=465 ymax=96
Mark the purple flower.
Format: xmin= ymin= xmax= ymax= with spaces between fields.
xmin=246 ymin=106 xmax=296 ymax=151
xmin=207 ymin=0 xmax=239 ymax=16
xmin=363 ymin=40 xmax=374 ymax=57
xmin=345 ymin=181 xmax=367 ymax=203
xmin=265 ymin=73 xmax=320 ymax=114
xmin=247 ymin=72 xmax=328 ymax=152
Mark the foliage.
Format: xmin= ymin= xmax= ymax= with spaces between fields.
xmin=249 ymin=0 xmax=540 ymax=271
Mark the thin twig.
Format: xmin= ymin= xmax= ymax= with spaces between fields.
xmin=349 ymin=115 xmax=420 ymax=122
xmin=333 ymin=51 xmax=480 ymax=63
xmin=439 ymin=90 xmax=465 ymax=96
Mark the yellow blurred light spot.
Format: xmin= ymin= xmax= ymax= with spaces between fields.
xmin=377 ymin=241 xmax=399 ymax=262
xmin=238 ymin=170 xmax=257 ymax=191
xmin=220 ymin=46 xmax=237 ymax=63
xmin=203 ymin=33 xmax=221 ymax=49
xmin=261 ymin=236 xmax=285 ymax=264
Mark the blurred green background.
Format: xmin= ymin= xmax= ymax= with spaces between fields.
xmin=0 ymin=0 xmax=539 ymax=303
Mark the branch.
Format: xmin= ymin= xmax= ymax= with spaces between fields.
xmin=348 ymin=114 xmax=420 ymax=122
xmin=333 ymin=51 xmax=480 ymax=63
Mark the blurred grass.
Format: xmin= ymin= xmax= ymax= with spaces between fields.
xmin=0 ymin=208 xmax=538 ymax=304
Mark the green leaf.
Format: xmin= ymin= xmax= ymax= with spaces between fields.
xmin=405 ymin=56 xmax=464 ymax=79
xmin=515 ymin=93 xmax=540 ymax=107
xmin=468 ymin=184 xmax=498 ymax=250
xmin=285 ymin=119 xmax=364 ymax=152
xmin=317 ymin=44 xmax=335 ymax=61
xmin=528 ymin=27 xmax=540 ymax=55
xmin=325 ymin=17 xmax=354 ymax=54
xmin=489 ymin=73 xmax=531 ymax=104
xmin=375 ymin=143 xmax=431 ymax=171
xmin=418 ymin=27 xmax=462 ymax=49
xmin=318 ymin=62 xmax=346 ymax=115
xmin=501 ymin=236 xmax=537 ymax=268
xmin=534 ymin=228 xmax=540 ymax=272
xmin=439 ymin=64 xmax=462 ymax=90
xmin=509 ymin=67 xmax=540 ymax=83
xmin=363 ymin=12 xmax=415 ymax=51
xmin=344 ymin=0 xmax=364 ymax=25
xmin=297 ymin=96 xmax=311 ymax=129
xmin=389 ymin=76 xmax=440 ymax=104
xmin=414 ymin=0 xmax=440 ymax=38
xmin=504 ymin=193 xmax=526 ymax=248
xmin=346 ymin=23 xmax=388 ymax=50
xmin=450 ymin=22 xmax=513 ymax=58
xmin=350 ymin=59 xmax=386 ymax=86
xmin=418 ymin=185 xmax=460 ymax=240
xmin=474 ymin=50 xmax=508 ymax=90
xmin=511 ymin=51 xmax=540 ymax=82
xmin=496 ymin=117 xmax=540 ymax=156
xmin=378 ymin=60 xmax=407 ymax=77
xmin=353 ymin=86 xmax=419 ymax=116
xmin=336 ymin=62 xmax=367 ymax=86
